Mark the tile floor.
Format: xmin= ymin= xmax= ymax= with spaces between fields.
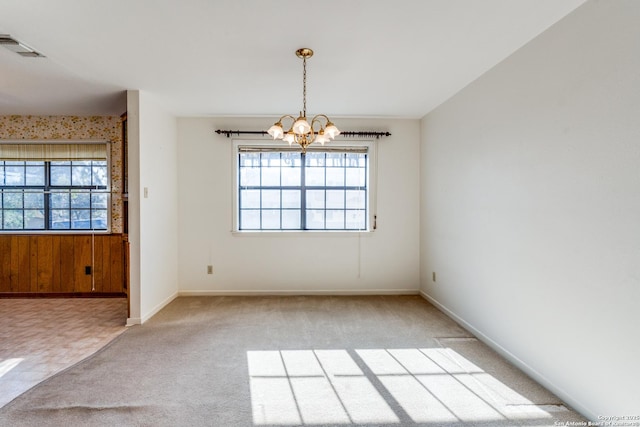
xmin=0 ymin=298 xmax=128 ymax=408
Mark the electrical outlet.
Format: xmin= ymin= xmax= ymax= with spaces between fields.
xmin=432 ymin=272 xmax=436 ymax=282
xmin=207 ymin=265 xmax=213 ymax=275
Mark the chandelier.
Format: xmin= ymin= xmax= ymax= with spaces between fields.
xmin=267 ymin=48 xmax=340 ymax=152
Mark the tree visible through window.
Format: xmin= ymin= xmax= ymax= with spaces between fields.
xmin=238 ymin=148 xmax=368 ymax=231
xmin=0 ymin=160 xmax=109 ymax=231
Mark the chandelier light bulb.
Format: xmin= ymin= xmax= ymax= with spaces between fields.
xmin=283 ymin=131 xmax=295 ymax=144
xmin=268 ymin=123 xmax=284 ymax=140
xmin=324 ymin=122 xmax=340 ymax=139
xmin=315 ymin=130 xmax=328 ymax=145
xmin=293 ymin=116 xmax=311 ymax=135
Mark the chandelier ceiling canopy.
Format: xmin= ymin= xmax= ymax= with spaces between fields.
xmin=267 ymin=48 xmax=340 ymax=152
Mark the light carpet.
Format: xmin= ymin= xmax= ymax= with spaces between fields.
xmin=0 ymin=296 xmax=587 ymax=426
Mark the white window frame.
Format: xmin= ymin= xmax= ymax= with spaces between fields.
xmin=232 ymin=139 xmax=377 ymax=233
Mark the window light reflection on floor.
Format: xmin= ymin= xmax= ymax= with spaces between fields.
xmin=247 ymin=348 xmax=554 ymax=425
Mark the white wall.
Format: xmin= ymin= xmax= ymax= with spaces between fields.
xmin=420 ymin=0 xmax=639 ymax=418
xmin=177 ymin=117 xmax=420 ymax=294
xmin=127 ymin=90 xmax=179 ymax=323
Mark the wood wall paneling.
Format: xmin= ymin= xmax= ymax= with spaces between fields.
xmin=0 ymin=235 xmax=126 ymax=295
xmin=0 ymin=236 xmax=10 ymax=291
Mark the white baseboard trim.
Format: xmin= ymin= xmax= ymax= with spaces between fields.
xmin=178 ymin=289 xmax=420 ymax=297
xmin=126 ymin=317 xmax=141 ymax=326
xmin=140 ymin=291 xmax=179 ymax=324
xmin=419 ymin=290 xmax=596 ymax=422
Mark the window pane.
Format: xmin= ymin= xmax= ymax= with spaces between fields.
xmin=51 ymin=191 xmax=69 ymax=208
xmin=326 ymin=190 xmax=345 ymax=209
xmin=240 ymin=167 xmax=260 ymax=186
xmin=306 ymin=190 xmax=324 ymax=208
xmin=71 ymin=192 xmax=90 ymax=208
xmin=281 ymin=153 xmax=301 ymax=167
xmin=346 ymin=210 xmax=366 ymax=229
xmin=326 ymin=168 xmax=345 ymax=186
xmin=261 ymin=190 xmax=280 ymax=209
xmin=240 ymin=210 xmax=260 ymax=229
xmin=25 ymin=166 xmax=45 ymax=185
xmin=92 ymin=210 xmax=108 ymax=229
xmin=51 ymin=210 xmax=70 ymax=229
xmin=326 ymin=210 xmax=345 ymax=229
xmin=326 ymin=153 xmax=345 ymax=167
xmin=92 ymin=164 xmax=108 ymax=187
xmin=305 ymin=168 xmax=324 ymax=186
xmin=261 ymin=152 xmax=281 ymax=167
xmin=305 ymin=153 xmax=325 ymax=167
xmin=281 ymin=166 xmax=301 ymax=186
xmin=240 ymin=190 xmax=260 ymax=209
xmin=24 ymin=192 xmax=44 ymax=209
xmin=25 ymin=210 xmax=45 ymax=229
xmin=261 ymin=167 xmax=280 ymax=186
xmin=3 ymin=211 xmax=23 ymax=229
xmin=5 ymin=166 xmax=24 ymax=185
xmin=70 ymin=210 xmax=91 ymax=229
xmin=282 ymin=210 xmax=300 ymax=229
xmin=345 ymin=168 xmax=366 ymax=187
xmin=91 ymin=193 xmax=109 ymax=209
xmin=346 ymin=190 xmax=366 ymax=209
xmin=306 ymin=210 xmax=325 ymax=229
xmin=240 ymin=153 xmax=260 ymax=167
xmin=51 ymin=165 xmax=71 ymax=186
xmin=346 ymin=153 xmax=365 ymax=167
xmin=261 ymin=210 xmax=280 ymax=229
xmin=3 ymin=192 xmax=22 ymax=208
xmin=282 ymin=190 xmax=300 ymax=208
xmin=72 ymin=165 xmax=92 ymax=186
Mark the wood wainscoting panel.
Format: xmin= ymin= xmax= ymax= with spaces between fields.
xmin=0 ymin=234 xmax=127 ymax=296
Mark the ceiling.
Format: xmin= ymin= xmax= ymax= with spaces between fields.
xmin=0 ymin=0 xmax=586 ymax=118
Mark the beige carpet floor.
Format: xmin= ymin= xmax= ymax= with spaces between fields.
xmin=0 ymin=296 xmax=587 ymax=426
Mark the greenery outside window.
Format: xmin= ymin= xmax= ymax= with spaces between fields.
xmin=0 ymin=142 xmax=110 ymax=232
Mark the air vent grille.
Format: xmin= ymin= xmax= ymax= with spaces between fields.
xmin=0 ymin=34 xmax=44 ymax=57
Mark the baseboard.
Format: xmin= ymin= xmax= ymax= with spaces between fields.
xmin=140 ymin=291 xmax=179 ymax=324
xmin=419 ymin=290 xmax=596 ymax=421
xmin=126 ymin=317 xmax=141 ymax=326
xmin=178 ymin=289 xmax=420 ymax=296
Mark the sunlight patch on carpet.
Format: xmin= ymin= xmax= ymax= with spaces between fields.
xmin=247 ymin=348 xmax=555 ymax=425
xmin=0 ymin=358 xmax=23 ymax=378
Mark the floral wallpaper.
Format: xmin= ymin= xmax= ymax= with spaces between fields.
xmin=0 ymin=115 xmax=124 ymax=233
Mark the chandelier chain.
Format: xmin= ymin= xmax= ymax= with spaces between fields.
xmin=302 ymin=55 xmax=307 ymax=116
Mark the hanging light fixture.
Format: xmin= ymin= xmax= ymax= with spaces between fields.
xmin=267 ymin=48 xmax=340 ymax=152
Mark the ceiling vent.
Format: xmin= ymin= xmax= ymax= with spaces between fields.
xmin=0 ymin=35 xmax=45 ymax=57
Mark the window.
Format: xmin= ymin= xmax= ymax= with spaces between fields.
xmin=0 ymin=142 xmax=110 ymax=232
xmin=236 ymin=143 xmax=372 ymax=231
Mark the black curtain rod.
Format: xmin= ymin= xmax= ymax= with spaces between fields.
xmin=215 ymin=129 xmax=391 ymax=139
